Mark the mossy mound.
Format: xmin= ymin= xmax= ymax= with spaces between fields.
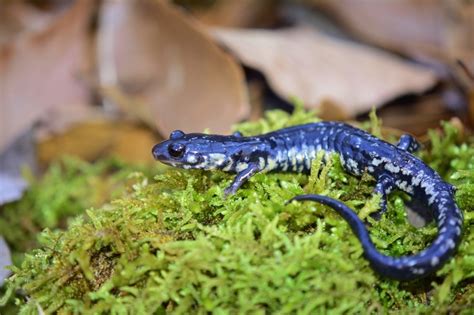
xmin=0 ymin=157 xmax=155 ymax=266
xmin=2 ymin=107 xmax=474 ymax=314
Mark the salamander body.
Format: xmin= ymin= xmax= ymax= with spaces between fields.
xmin=152 ymin=122 xmax=463 ymax=280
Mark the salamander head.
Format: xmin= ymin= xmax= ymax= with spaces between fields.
xmin=152 ymin=130 xmax=246 ymax=170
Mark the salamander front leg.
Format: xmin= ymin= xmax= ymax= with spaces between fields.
xmin=372 ymin=174 xmax=395 ymax=220
xmin=397 ymin=134 xmax=420 ymax=153
xmin=224 ymin=163 xmax=260 ymax=196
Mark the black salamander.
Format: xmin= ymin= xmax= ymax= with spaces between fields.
xmin=152 ymin=122 xmax=463 ymax=280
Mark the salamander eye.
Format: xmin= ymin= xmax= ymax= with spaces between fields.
xmin=168 ymin=143 xmax=185 ymax=158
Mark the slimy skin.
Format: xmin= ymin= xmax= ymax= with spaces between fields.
xmin=152 ymin=122 xmax=463 ymax=281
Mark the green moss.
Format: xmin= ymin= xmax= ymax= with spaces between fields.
xmin=1 ymin=108 xmax=473 ymax=314
xmin=0 ymin=157 xmax=156 ymax=265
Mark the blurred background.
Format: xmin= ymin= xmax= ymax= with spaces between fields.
xmin=0 ymin=0 xmax=473 ymax=285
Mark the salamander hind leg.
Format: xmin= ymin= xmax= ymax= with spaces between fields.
xmin=372 ymin=174 xmax=395 ymax=220
xmin=397 ymin=134 xmax=421 ymax=153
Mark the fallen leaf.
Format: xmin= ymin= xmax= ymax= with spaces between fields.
xmin=212 ymin=27 xmax=437 ymax=117
xmin=38 ymin=119 xmax=159 ymax=166
xmin=316 ymin=0 xmax=474 ymax=66
xmin=97 ymin=0 xmax=249 ymax=135
xmin=192 ymin=0 xmax=277 ymax=28
xmin=0 ymin=2 xmax=58 ymax=45
xmin=375 ymin=95 xmax=455 ymax=136
xmin=0 ymin=0 xmax=95 ymax=154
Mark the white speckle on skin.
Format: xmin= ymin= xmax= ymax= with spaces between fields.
xmin=304 ymin=154 xmax=311 ymax=170
xmin=259 ymin=157 xmax=265 ymax=169
xmin=456 ymin=226 xmax=461 ymax=236
xmin=395 ymin=180 xmax=413 ymax=194
xmin=372 ymin=158 xmax=384 ymax=166
xmin=411 ymin=172 xmax=424 ymax=186
xmin=431 ymin=257 xmax=439 ymax=267
xmin=266 ymin=158 xmax=277 ymax=171
xmin=288 ymin=147 xmax=298 ymax=168
xmin=447 ymin=239 xmax=456 ymax=249
xmin=187 ymin=155 xmax=198 ymax=164
xmin=209 ymin=153 xmax=227 ymax=167
xmin=401 ymin=168 xmax=411 ymax=176
xmin=438 ymin=216 xmax=446 ymax=227
xmin=384 ymin=163 xmax=400 ymax=173
xmin=296 ymin=151 xmax=305 ymax=164
xmin=236 ymin=162 xmax=248 ymax=172
xmin=428 ymin=193 xmax=438 ymax=205
xmin=411 ymin=268 xmax=425 ymax=275
xmin=347 ymin=159 xmax=358 ymax=170
xmin=194 ymin=158 xmax=208 ymax=169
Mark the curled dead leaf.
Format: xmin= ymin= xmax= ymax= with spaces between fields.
xmin=97 ymin=0 xmax=250 ymax=135
xmin=0 ymin=0 xmax=95 ymax=153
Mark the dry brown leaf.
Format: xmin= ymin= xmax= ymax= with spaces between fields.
xmin=213 ymin=27 xmax=437 ymax=117
xmin=38 ymin=119 xmax=159 ymax=166
xmin=316 ymin=0 xmax=443 ymax=59
xmin=0 ymin=2 xmax=59 ymax=45
xmin=376 ymin=95 xmax=454 ymax=136
xmin=193 ymin=0 xmax=277 ymax=28
xmin=97 ymin=0 xmax=249 ymax=135
xmin=0 ymin=0 xmax=95 ymax=153
xmin=316 ymin=0 xmax=474 ymax=66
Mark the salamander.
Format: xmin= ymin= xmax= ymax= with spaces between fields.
xmin=151 ymin=122 xmax=463 ymax=281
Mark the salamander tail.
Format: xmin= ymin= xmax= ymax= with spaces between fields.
xmin=288 ymin=193 xmax=462 ymax=281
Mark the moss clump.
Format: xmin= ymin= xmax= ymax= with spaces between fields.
xmin=0 ymin=157 xmax=155 ymax=265
xmin=2 ymin=106 xmax=474 ymax=314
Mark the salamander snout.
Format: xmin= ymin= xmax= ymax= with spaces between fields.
xmin=151 ymin=142 xmax=168 ymax=161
